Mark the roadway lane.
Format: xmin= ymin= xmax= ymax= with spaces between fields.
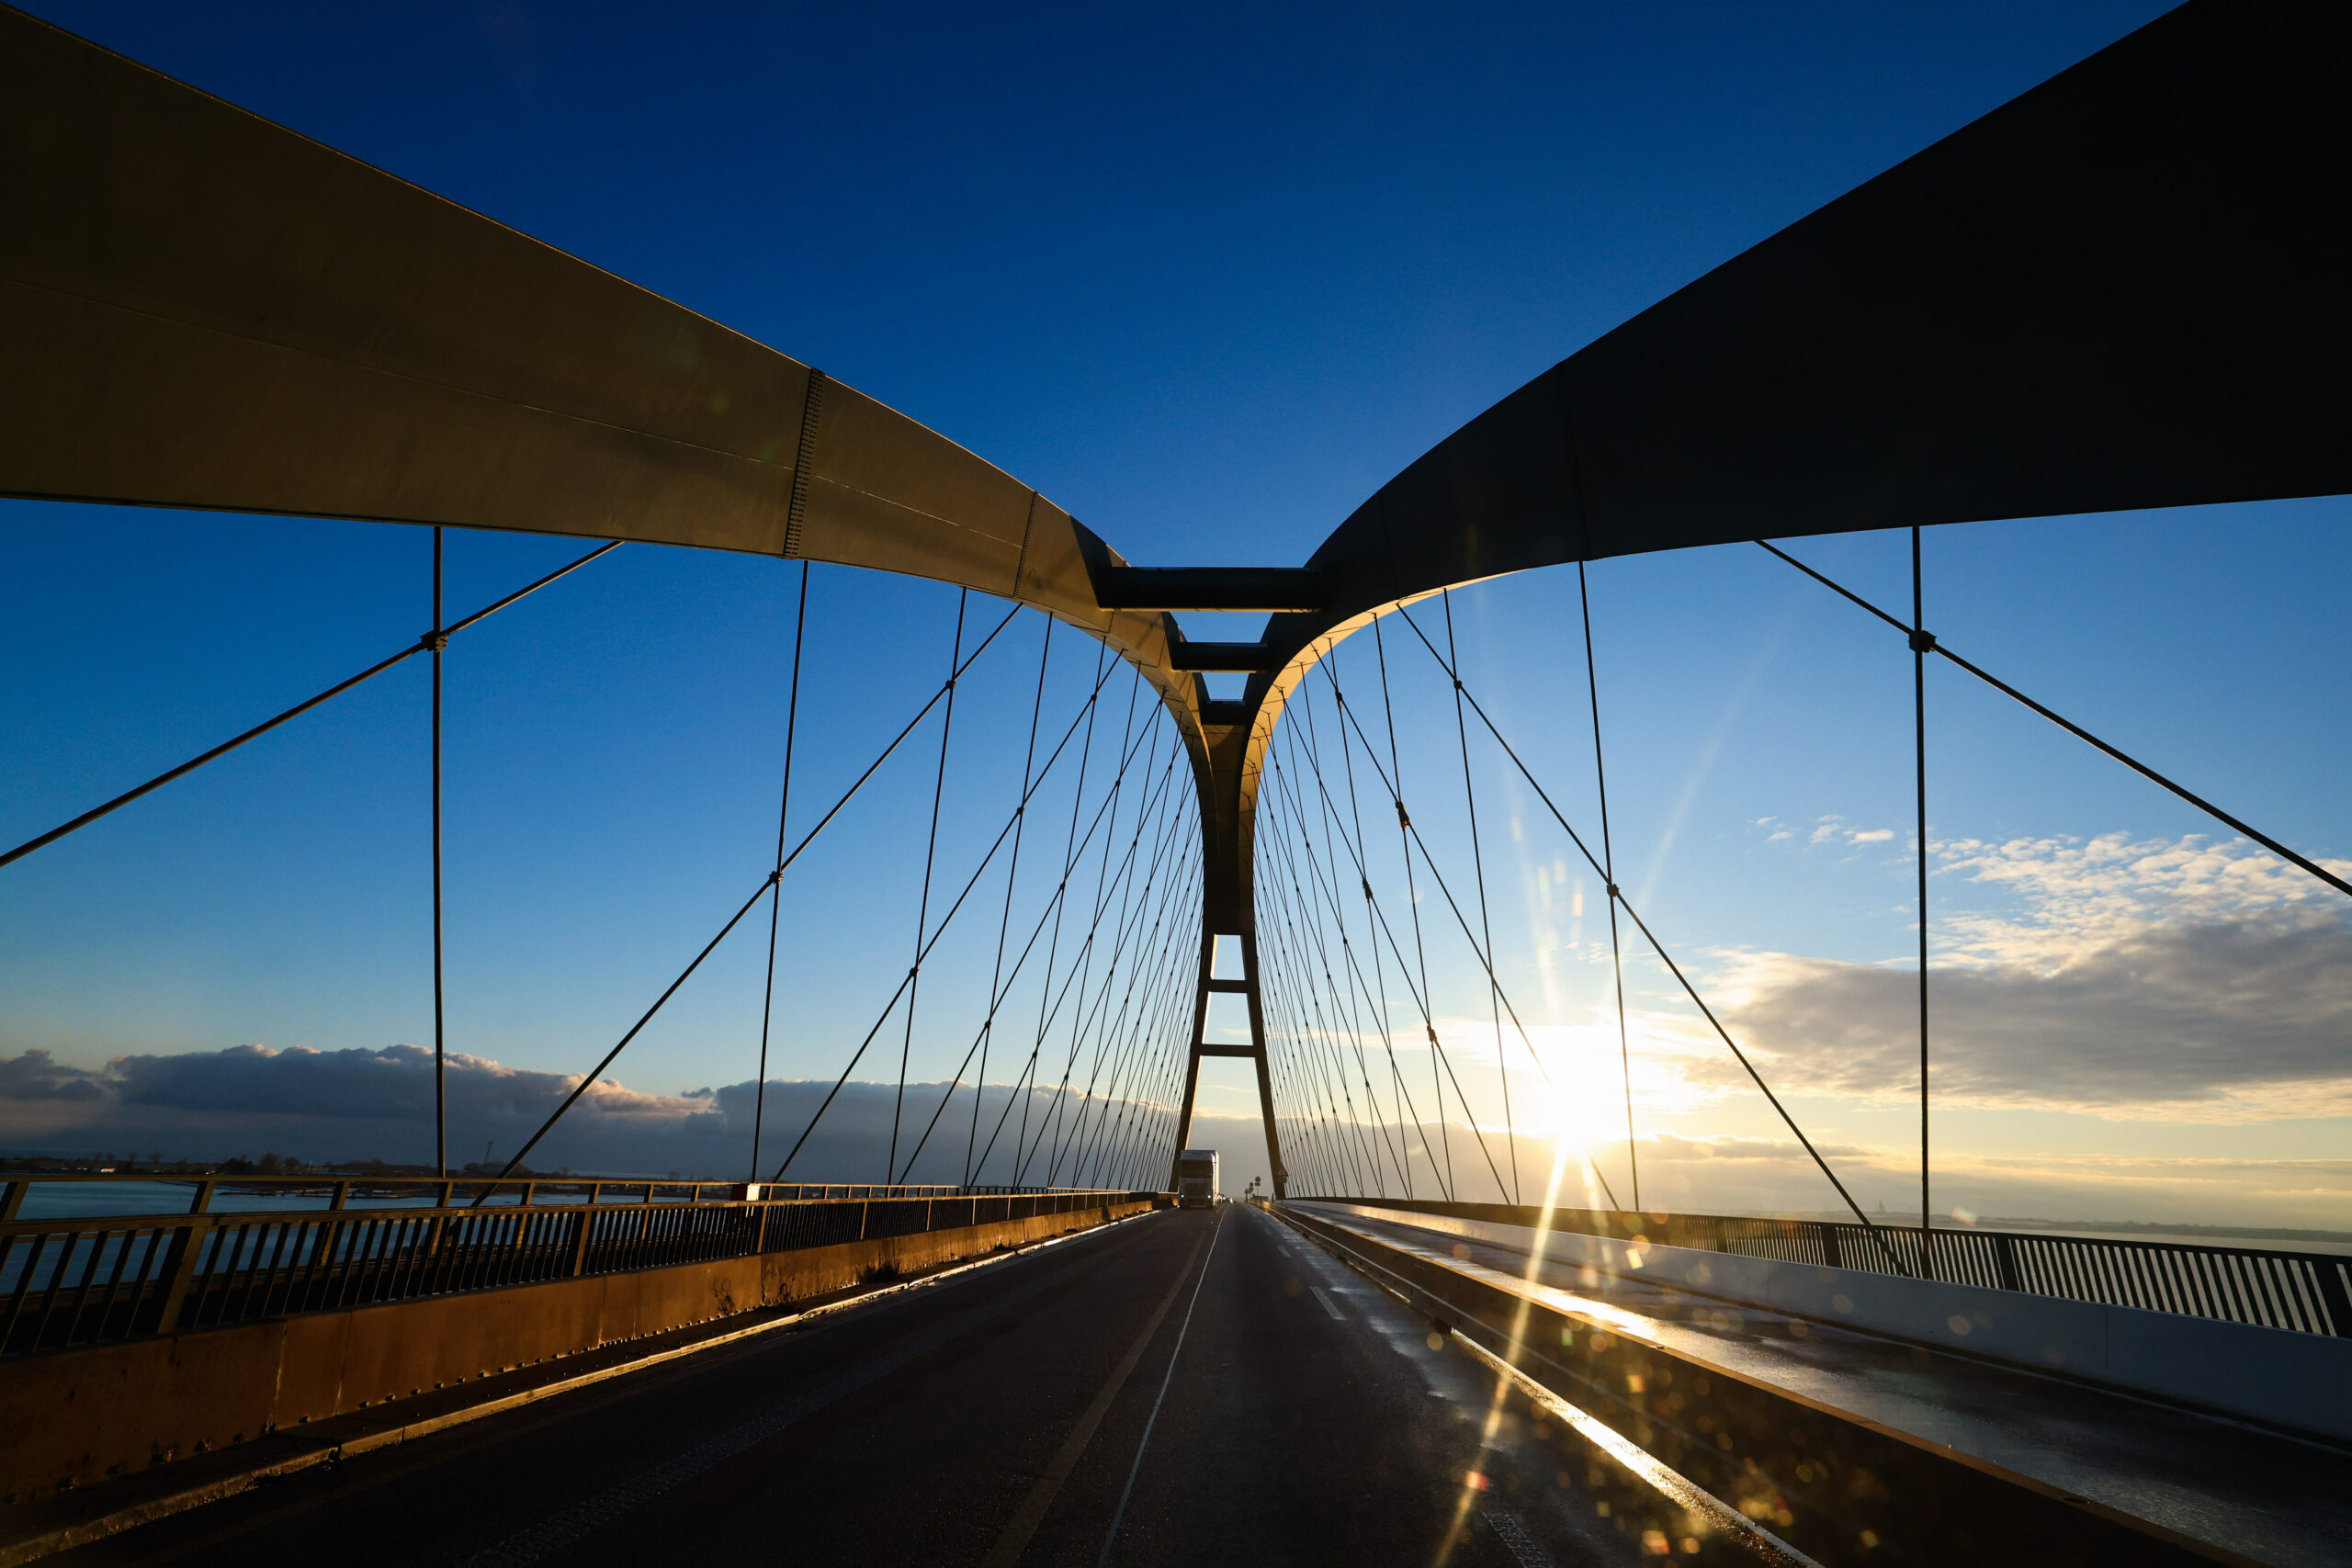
xmin=55 ymin=1205 xmax=1652 ymax=1567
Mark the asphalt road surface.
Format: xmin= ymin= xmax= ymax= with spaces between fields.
xmin=58 ymin=1205 xmax=1653 ymax=1567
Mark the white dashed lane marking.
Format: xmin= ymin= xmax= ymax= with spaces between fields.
xmin=1308 ymin=1285 xmax=1347 ymax=1320
xmin=1484 ymin=1510 xmax=1556 ymax=1567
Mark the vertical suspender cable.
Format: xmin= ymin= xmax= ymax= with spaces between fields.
xmin=1267 ymin=761 xmax=1404 ymax=1196
xmin=1047 ymin=739 xmax=1179 ymax=1184
xmin=429 ymin=525 xmax=447 ymax=1181
xmin=1579 ymin=560 xmax=1638 ymax=1213
xmin=1326 ymin=658 xmax=1514 ymax=1203
xmin=1287 ymin=702 xmax=1419 ymax=1198
xmin=1372 ymin=624 xmax=1455 ymax=1198
xmin=1263 ymin=804 xmax=1385 ymax=1194
xmin=1912 ymin=527 xmax=1932 ymax=1276
xmin=750 ymin=560 xmax=810 ymax=1183
xmin=1011 ymin=641 xmax=1108 ymax=1184
xmin=1443 ymin=591 xmax=1518 ymax=1204
xmin=1028 ymin=673 xmax=1146 ymax=1182
xmin=967 ymin=619 xmax=1054 ymax=1186
xmin=1397 ymin=614 xmax=1904 ymax=1268
xmin=1311 ymin=678 xmax=1449 ymax=1201
xmin=890 ymin=590 xmax=967 ymax=1182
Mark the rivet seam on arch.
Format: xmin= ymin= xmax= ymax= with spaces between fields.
xmin=1012 ymin=489 xmax=1039 ymax=598
xmin=1555 ymin=361 xmax=1594 ymax=565
xmin=782 ymin=367 xmax=827 ymax=559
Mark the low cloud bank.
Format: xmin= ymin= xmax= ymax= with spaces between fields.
xmin=0 ymin=1043 xmax=1185 ymax=1187
xmin=1713 ymin=911 xmax=2352 ymax=1117
xmin=6 ymin=1043 xmax=2345 ymax=1228
xmin=1710 ymin=833 xmax=2352 ymax=1121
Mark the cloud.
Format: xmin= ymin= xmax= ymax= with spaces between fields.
xmin=1711 ymin=834 xmax=2352 ymax=1120
xmin=0 ymin=1043 xmax=1183 ymax=1185
xmin=0 ymin=1050 xmax=107 ymax=1102
xmin=1798 ymin=815 xmax=1903 ymax=852
xmin=1577 ymin=1132 xmax=2352 ymax=1230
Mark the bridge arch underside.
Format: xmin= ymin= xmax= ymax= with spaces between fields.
xmin=2 ymin=0 xmax=2344 ymax=1200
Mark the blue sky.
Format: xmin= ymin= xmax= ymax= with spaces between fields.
xmin=6 ymin=2 xmax=2346 ymax=1224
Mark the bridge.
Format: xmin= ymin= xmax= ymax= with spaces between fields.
xmin=1 ymin=2 xmax=2347 ymax=1563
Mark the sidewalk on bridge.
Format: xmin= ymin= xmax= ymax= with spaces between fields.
xmin=1290 ymin=1202 xmax=2352 ymax=1568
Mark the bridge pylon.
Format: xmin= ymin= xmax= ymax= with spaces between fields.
xmin=1171 ymin=923 xmax=1287 ymax=1200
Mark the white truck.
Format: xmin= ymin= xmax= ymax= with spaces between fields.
xmin=1174 ymin=1149 xmax=1220 ymax=1209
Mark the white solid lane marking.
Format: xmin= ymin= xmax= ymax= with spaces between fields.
xmin=1096 ymin=1208 xmax=1227 ymax=1566
xmin=1308 ymin=1285 xmax=1347 ymax=1320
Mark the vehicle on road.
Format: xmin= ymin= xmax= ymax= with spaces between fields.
xmin=1175 ymin=1148 xmax=1219 ymax=1209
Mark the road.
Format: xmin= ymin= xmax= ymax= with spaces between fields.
xmin=59 ymin=1205 xmax=1647 ymax=1567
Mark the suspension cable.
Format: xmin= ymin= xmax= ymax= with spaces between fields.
xmin=1295 ymin=682 xmax=1450 ymax=1197
xmin=1369 ymin=620 xmax=1462 ymax=1193
xmin=1003 ymin=641 xmax=1109 ymax=1183
xmin=1289 ymin=705 xmax=1625 ymax=1205
xmin=481 ymin=864 xmax=781 ymax=1200
xmin=1272 ymin=748 xmax=1620 ymax=1205
xmin=896 ymin=674 xmax=1136 ymax=1183
xmin=1024 ymin=674 xmax=1152 ymax=1179
xmin=1102 ymin=836 xmax=1201 ymax=1174
xmin=780 ymin=640 xmax=1132 ymax=1184
xmin=968 ymin=677 xmax=1163 ymax=1179
xmin=1388 ymin=604 xmax=1905 ymax=1269
xmin=479 ymin=590 xmax=1016 ymax=1201
xmin=769 ymin=603 xmax=1019 ymax=890
xmin=1058 ymin=787 xmax=1186 ymax=1179
xmin=1089 ymin=850 xmax=1196 ymax=1187
xmin=997 ymin=789 xmax=1185 ymax=1184
xmin=1316 ymin=661 xmax=1513 ymax=1201
xmin=966 ymin=617 xmax=1055 ymax=1185
xmin=1260 ymin=773 xmax=1408 ymax=1194
xmin=1289 ymin=682 xmax=1426 ymax=1188
xmin=1015 ymin=730 xmax=1182 ymax=1184
xmin=1073 ymin=824 xmax=1198 ymax=1184
xmin=1039 ymin=756 xmax=1183 ymax=1185
xmin=3 ymin=539 xmax=624 ymax=873
xmin=1578 ymin=560 xmax=1640 ymax=1211
xmin=1271 ymin=899 xmax=1363 ymax=1195
xmin=1911 ymin=529 xmax=1933 ymax=1275
xmin=1756 ymin=538 xmax=2350 ymax=900
xmin=1280 ymin=696 xmax=1426 ymax=1195
xmin=1442 ymin=590 xmax=1520 ymax=1202
xmin=1274 ymin=761 xmax=1408 ymax=1198
xmin=890 ymin=591 xmax=968 ymax=1180
xmin=1282 ymin=863 xmax=1390 ymax=1195
xmin=1258 ymin=833 xmax=1369 ymax=1192
xmin=1044 ymin=749 xmax=1189 ymax=1184
xmin=751 ymin=559 xmax=811 ymax=1183
xmin=1109 ymin=868 xmax=1200 ymax=1185
xmin=430 ymin=525 xmax=447 ymax=1181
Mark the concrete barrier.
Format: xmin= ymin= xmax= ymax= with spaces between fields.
xmin=1296 ymin=1201 xmax=2352 ymax=1444
xmin=1 ymin=1199 xmax=1151 ymax=1498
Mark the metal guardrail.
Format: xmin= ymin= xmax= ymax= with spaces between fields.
xmin=0 ymin=1172 xmax=1051 ymax=1218
xmin=1300 ymin=1198 xmax=2352 ymax=1338
xmin=0 ymin=1176 xmax=1156 ymax=1359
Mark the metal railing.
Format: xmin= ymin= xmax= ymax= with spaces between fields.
xmin=1297 ymin=1198 xmax=2352 ymax=1339
xmin=0 ymin=1172 xmax=1060 ymax=1220
xmin=0 ymin=1173 xmax=1156 ymax=1359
